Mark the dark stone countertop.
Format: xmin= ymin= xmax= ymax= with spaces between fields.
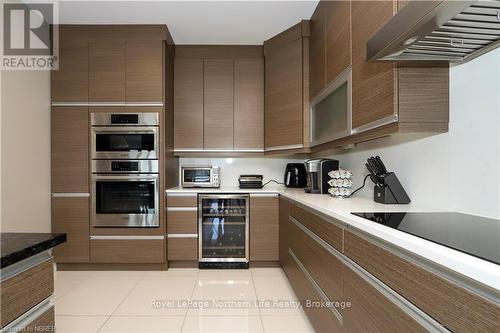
xmin=1 ymin=233 xmax=66 ymax=269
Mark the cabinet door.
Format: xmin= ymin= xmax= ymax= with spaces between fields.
xmin=89 ymin=39 xmax=126 ymax=102
xmin=265 ymin=38 xmax=303 ymax=149
xmin=326 ymin=0 xmax=351 ymax=84
xmin=51 ymin=38 xmax=88 ymax=102
xmin=126 ymin=39 xmax=163 ymax=102
xmin=174 ymin=59 xmax=204 ymax=149
xmin=351 ymin=1 xmax=397 ymax=130
xmin=51 ymin=107 xmax=89 ymax=193
xmin=343 ymin=266 xmax=426 ymax=333
xmin=234 ymin=57 xmax=264 ymax=150
xmin=250 ymin=196 xmax=279 ymax=261
xmin=309 ymin=1 xmax=326 ymax=100
xmin=204 ymin=59 xmax=234 ymax=149
xmin=52 ymin=197 xmax=89 ymax=263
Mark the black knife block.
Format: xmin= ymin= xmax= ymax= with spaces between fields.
xmin=373 ymin=172 xmax=410 ymax=204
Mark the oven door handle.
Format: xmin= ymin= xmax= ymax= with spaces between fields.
xmin=91 ymin=127 xmax=158 ymax=134
xmin=93 ymin=174 xmax=159 ymax=181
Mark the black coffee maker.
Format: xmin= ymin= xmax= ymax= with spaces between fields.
xmin=304 ymin=159 xmax=339 ymax=194
xmin=284 ymin=163 xmax=307 ymax=188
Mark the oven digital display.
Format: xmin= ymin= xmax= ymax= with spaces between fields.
xmin=110 ymin=114 xmax=139 ymax=124
xmin=111 ymin=161 xmax=139 ymax=172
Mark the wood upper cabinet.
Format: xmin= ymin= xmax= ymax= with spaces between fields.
xmin=51 ymin=38 xmax=88 ymax=102
xmin=351 ymin=0 xmax=397 ymax=130
xmin=309 ymin=2 xmax=326 ymax=100
xmin=250 ymin=195 xmax=279 ymax=261
xmin=203 ymin=59 xmax=234 ymax=149
xmin=174 ymin=58 xmax=204 ymax=149
xmin=51 ymin=107 xmax=89 ymax=193
xmin=325 ymin=0 xmax=351 ymax=83
xmin=51 ymin=197 xmax=90 ymax=263
xmin=89 ymin=39 xmax=126 ymax=102
xmin=343 ymin=265 xmax=426 ymax=333
xmin=265 ymin=38 xmax=304 ymax=149
xmin=234 ymin=57 xmax=264 ymax=150
xmin=126 ymin=39 xmax=163 ymax=102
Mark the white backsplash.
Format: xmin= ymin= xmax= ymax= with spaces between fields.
xmin=179 ymin=157 xmax=306 ymax=187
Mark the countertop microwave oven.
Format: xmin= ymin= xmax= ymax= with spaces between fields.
xmin=181 ymin=166 xmax=220 ymax=188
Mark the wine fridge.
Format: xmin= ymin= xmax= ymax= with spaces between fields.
xmin=198 ymin=194 xmax=249 ymax=268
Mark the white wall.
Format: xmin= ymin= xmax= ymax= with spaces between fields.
xmin=323 ymin=49 xmax=500 ymax=219
xmin=0 ymin=70 xmax=52 ymax=232
xmin=179 ymin=157 xmax=305 ymax=187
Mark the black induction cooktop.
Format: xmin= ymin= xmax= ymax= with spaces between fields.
xmin=351 ymin=212 xmax=500 ymax=265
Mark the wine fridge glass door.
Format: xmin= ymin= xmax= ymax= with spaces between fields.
xmin=199 ymin=195 xmax=249 ymax=262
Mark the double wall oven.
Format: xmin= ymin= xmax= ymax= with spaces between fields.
xmin=91 ymin=113 xmax=160 ymax=228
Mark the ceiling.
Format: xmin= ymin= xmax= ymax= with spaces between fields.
xmin=58 ymin=1 xmax=319 ymax=45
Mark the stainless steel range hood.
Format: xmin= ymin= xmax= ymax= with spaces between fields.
xmin=367 ymin=0 xmax=500 ymax=63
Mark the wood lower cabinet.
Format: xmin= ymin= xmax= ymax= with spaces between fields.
xmin=126 ymin=39 xmax=163 ymax=102
xmin=167 ymin=209 xmax=198 ymax=234
xmin=0 ymin=259 xmax=54 ymax=328
xmin=51 ymin=197 xmax=90 ymax=263
xmin=343 ymin=265 xmax=426 ymax=333
xmin=51 ymin=37 xmax=88 ymax=102
xmin=250 ymin=195 xmax=279 ymax=261
xmin=89 ymin=39 xmax=126 ymax=102
xmin=203 ymin=59 xmax=234 ymax=149
xmin=167 ymin=237 xmax=198 ymax=261
xmin=90 ymin=239 xmax=165 ymax=263
xmin=51 ymin=107 xmax=89 ymax=193
xmin=174 ymin=58 xmax=204 ymax=149
xmin=344 ymin=231 xmax=500 ymax=333
xmin=279 ymin=196 xmax=290 ymax=268
xmin=234 ymin=57 xmax=264 ymax=150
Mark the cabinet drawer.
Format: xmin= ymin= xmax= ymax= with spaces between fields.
xmin=286 ymin=249 xmax=342 ymax=333
xmin=289 ymin=220 xmax=343 ymax=314
xmin=24 ymin=306 xmax=55 ymax=332
xmin=167 ymin=210 xmax=198 ymax=234
xmin=167 ymin=237 xmax=198 ymax=261
xmin=90 ymin=239 xmax=165 ymax=263
xmin=290 ymin=204 xmax=343 ymax=252
xmin=167 ymin=195 xmax=197 ymax=207
xmin=344 ymin=231 xmax=500 ymax=333
xmin=343 ymin=265 xmax=426 ymax=333
xmin=250 ymin=196 xmax=279 ymax=261
xmin=0 ymin=259 xmax=54 ymax=328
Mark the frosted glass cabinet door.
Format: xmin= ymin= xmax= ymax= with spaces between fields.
xmin=199 ymin=195 xmax=249 ymax=261
xmin=310 ymin=69 xmax=352 ymax=146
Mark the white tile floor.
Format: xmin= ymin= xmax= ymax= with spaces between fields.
xmin=54 ymin=268 xmax=315 ymax=333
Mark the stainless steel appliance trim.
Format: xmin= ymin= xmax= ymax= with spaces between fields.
xmin=198 ymin=194 xmax=250 ymax=263
xmin=166 ymin=207 xmax=198 ymax=212
xmin=91 ymin=126 xmax=159 ymax=160
xmin=0 ymin=298 xmax=53 ymax=333
xmin=51 ymin=193 xmax=90 ymax=198
xmin=91 ymin=173 xmax=160 ymax=228
xmin=367 ymin=0 xmax=500 ymax=64
xmin=92 ymin=160 xmax=159 ymax=174
xmin=289 ymin=217 xmax=450 ymax=333
xmin=52 ymin=102 xmax=164 ymax=107
xmin=288 ymin=249 xmax=343 ymax=323
xmin=91 ymin=112 xmax=159 ymax=126
xmin=346 ymin=227 xmax=500 ymax=306
xmin=167 ymin=234 xmax=198 ymax=238
xmin=0 ymin=252 xmax=52 ymax=282
xmin=351 ymin=114 xmax=399 ymax=135
xmin=264 ymin=144 xmax=304 ymax=152
xmin=310 ymin=66 xmax=353 ymax=147
xmin=89 ymin=235 xmax=165 ymax=240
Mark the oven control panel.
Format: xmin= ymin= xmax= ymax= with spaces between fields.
xmin=111 ymin=161 xmax=139 ymax=172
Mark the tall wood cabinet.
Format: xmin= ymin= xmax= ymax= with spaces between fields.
xmin=51 ymin=25 xmax=175 ymax=267
xmin=173 ymin=46 xmax=264 ymax=154
xmin=264 ymin=21 xmax=310 ymax=153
